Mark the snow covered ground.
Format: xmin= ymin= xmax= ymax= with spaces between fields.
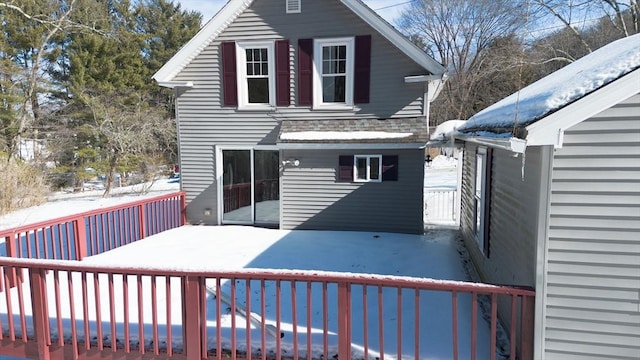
xmin=0 ymin=178 xmax=180 ymax=231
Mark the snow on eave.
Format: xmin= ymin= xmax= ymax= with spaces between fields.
xmin=458 ymin=34 xmax=640 ymax=136
xmin=525 ymin=68 xmax=640 ymax=147
xmin=280 ymin=131 xmax=413 ymax=141
xmin=152 ymin=0 xmax=254 ymax=84
xmin=154 ymin=0 xmax=446 ymax=84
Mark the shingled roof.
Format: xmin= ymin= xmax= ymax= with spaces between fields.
xmin=278 ymin=118 xmax=428 ymax=144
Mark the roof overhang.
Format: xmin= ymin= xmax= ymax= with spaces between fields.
xmin=453 ymin=135 xmax=527 ymax=154
xmin=525 ymin=68 xmax=640 ymax=148
xmin=277 ymin=142 xmax=427 ymax=150
xmin=156 ymin=81 xmax=194 ymax=89
xmin=153 ymin=0 xmax=446 ymax=84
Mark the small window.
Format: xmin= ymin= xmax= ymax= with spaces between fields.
xmin=236 ymin=42 xmax=275 ymax=108
xmin=286 ymin=0 xmax=301 ymax=13
xmin=473 ymin=147 xmax=489 ymax=256
xmin=313 ymin=37 xmax=354 ymax=108
xmin=354 ymin=155 xmax=382 ymax=182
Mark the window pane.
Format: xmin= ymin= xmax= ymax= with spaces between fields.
xmin=262 ymin=62 xmax=268 ymax=75
xmin=337 ymin=59 xmax=345 ymax=73
xmin=370 ymin=157 xmax=380 ymax=180
xmin=246 ymin=63 xmax=253 ymax=76
xmin=355 ymin=157 xmax=367 ymax=180
xmin=247 ymin=78 xmax=269 ymax=103
xmin=253 ymin=63 xmax=261 ymax=75
xmin=322 ymin=76 xmax=346 ymax=102
xmin=338 ymin=45 xmax=346 ymax=59
xmin=246 ymin=49 xmax=253 ymax=61
xmin=475 ymin=154 xmax=483 ymax=198
xmin=260 ymin=48 xmax=267 ymax=61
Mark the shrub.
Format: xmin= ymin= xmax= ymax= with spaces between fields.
xmin=0 ymin=158 xmax=49 ymax=215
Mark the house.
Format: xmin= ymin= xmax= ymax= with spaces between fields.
xmin=153 ymin=0 xmax=446 ymax=234
xmin=453 ymin=34 xmax=640 ymax=359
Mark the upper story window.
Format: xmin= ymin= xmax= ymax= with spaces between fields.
xmin=313 ymin=37 xmax=354 ymax=108
xmin=236 ymin=42 xmax=275 ymax=108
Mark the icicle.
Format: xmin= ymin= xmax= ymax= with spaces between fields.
xmin=521 ymin=150 xmax=527 ymax=181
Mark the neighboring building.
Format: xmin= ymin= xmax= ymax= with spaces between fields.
xmin=153 ymin=0 xmax=446 ymax=233
xmin=454 ymin=34 xmax=640 ymax=359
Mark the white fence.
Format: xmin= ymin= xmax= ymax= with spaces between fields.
xmin=424 ymin=188 xmax=458 ymax=225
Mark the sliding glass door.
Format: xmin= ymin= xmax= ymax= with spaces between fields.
xmin=221 ymin=149 xmax=279 ymax=225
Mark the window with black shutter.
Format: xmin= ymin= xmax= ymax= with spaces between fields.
xmin=337 ymin=155 xmax=398 ymax=182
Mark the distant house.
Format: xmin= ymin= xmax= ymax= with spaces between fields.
xmin=153 ymin=0 xmax=446 ymax=234
xmin=454 ymin=34 xmax=640 ymax=359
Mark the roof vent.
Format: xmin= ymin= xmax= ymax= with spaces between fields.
xmin=286 ymin=0 xmax=301 ymax=13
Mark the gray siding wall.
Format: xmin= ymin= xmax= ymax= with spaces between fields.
xmin=173 ymin=0 xmax=429 ymax=224
xmin=281 ymin=149 xmax=424 ymax=234
xmin=543 ymin=93 xmax=640 ymax=359
xmin=460 ymin=144 xmax=541 ymax=287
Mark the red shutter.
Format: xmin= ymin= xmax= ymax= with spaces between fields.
xmin=382 ymin=155 xmax=398 ymax=181
xmin=221 ymin=41 xmax=237 ymax=107
xmin=354 ymin=35 xmax=371 ymax=104
xmin=275 ymin=39 xmax=290 ymax=106
xmin=298 ymin=38 xmax=313 ymax=106
xmin=338 ymin=155 xmax=354 ymax=182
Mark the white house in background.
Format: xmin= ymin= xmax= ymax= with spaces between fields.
xmin=153 ymin=0 xmax=446 ymax=234
xmin=453 ymin=34 xmax=640 ymax=359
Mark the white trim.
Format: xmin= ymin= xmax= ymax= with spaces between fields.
xmin=404 ymin=74 xmax=442 ymax=83
xmin=277 ymin=142 xmax=425 ymax=150
xmin=286 ymin=0 xmax=301 ymax=13
xmin=454 ymin=135 xmax=527 ymax=154
xmin=525 ymin=69 xmax=640 ymax=147
xmin=533 ymin=145 xmax=553 ymax=360
xmin=236 ymin=41 xmax=276 ymax=109
xmin=153 ymin=0 xmax=446 ymax=84
xmin=473 ymin=147 xmax=487 ymax=254
xmin=156 ymin=81 xmax=193 ymax=88
xmin=353 ymin=154 xmax=382 ymax=183
xmin=313 ymin=37 xmax=355 ymax=109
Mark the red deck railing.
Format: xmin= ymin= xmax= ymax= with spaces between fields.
xmin=0 ymin=258 xmax=535 ymax=360
xmin=0 ymin=191 xmax=186 ymax=261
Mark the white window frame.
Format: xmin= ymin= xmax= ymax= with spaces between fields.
xmin=473 ymin=147 xmax=488 ymax=254
xmin=313 ymin=37 xmax=354 ymax=109
xmin=236 ymin=41 xmax=276 ymax=109
xmin=353 ymin=155 xmax=382 ymax=183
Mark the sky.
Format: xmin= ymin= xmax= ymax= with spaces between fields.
xmin=177 ymin=0 xmax=410 ymax=25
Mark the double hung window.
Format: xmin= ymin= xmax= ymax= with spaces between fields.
xmin=313 ymin=38 xmax=354 ymax=107
xmin=236 ymin=42 xmax=275 ymax=108
xmin=354 ymin=155 xmax=381 ymax=182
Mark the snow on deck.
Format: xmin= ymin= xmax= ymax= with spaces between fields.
xmin=2 ymin=226 xmax=501 ymax=359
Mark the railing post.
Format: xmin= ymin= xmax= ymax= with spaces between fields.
xmin=180 ymin=193 xmax=187 ymax=226
xmin=74 ymin=216 xmax=87 ymax=260
xmin=337 ymin=281 xmax=351 ymax=360
xmin=183 ymin=275 xmax=202 ymax=360
xmin=4 ymin=233 xmax=22 ymax=288
xmin=29 ymin=268 xmax=51 ymax=360
xmin=139 ymin=203 xmax=146 ymax=239
xmin=520 ymin=295 xmax=535 ymax=360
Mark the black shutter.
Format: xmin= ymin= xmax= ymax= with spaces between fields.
xmin=354 ymin=35 xmax=371 ymax=104
xmin=221 ymin=41 xmax=237 ymax=107
xmin=275 ymin=39 xmax=290 ymax=106
xmin=338 ymin=155 xmax=354 ymax=182
xmin=298 ymin=39 xmax=313 ymax=106
xmin=483 ymin=148 xmax=493 ymax=257
xmin=382 ymin=155 xmax=398 ymax=181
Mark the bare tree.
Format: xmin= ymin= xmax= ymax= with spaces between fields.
xmin=399 ymin=0 xmax=533 ymax=123
xmin=82 ymin=91 xmax=175 ymax=197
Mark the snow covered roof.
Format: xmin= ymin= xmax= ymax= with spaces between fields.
xmin=153 ymin=0 xmax=446 ymax=85
xmin=278 ymin=118 xmax=428 ymax=147
xmin=458 ymin=33 xmax=640 ymax=146
xmin=428 ymin=120 xmax=467 ymax=143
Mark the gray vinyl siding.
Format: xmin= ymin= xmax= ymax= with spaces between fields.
xmin=543 ymin=93 xmax=640 ymax=360
xmin=281 ymin=149 xmax=424 ymax=234
xmin=460 ymin=144 xmax=541 ymax=287
xmin=173 ymin=0 xmax=429 ymax=223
